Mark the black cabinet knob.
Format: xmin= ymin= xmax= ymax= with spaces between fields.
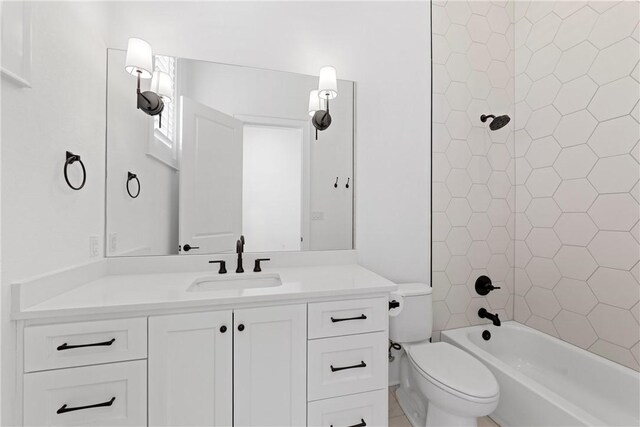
xmin=238 ymin=324 xmax=245 ymax=332
xmin=220 ymin=325 xmax=227 ymax=333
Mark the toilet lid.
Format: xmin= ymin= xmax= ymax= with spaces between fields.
xmin=406 ymin=342 xmax=499 ymax=400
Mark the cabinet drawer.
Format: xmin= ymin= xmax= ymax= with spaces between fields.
xmin=308 ymin=332 xmax=387 ymax=401
xmin=24 ymin=360 xmax=146 ymax=426
xmin=308 ymin=297 xmax=387 ymax=339
xmin=308 ymin=389 xmax=387 ymax=427
xmin=24 ymin=318 xmax=147 ymax=372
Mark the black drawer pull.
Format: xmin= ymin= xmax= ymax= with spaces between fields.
xmin=331 ymin=419 xmax=366 ymax=427
xmin=57 ymin=396 xmax=116 ymax=414
xmin=57 ymin=338 xmax=116 ymax=351
xmin=330 ymin=314 xmax=367 ymax=323
xmin=330 ymin=361 xmax=367 ymax=372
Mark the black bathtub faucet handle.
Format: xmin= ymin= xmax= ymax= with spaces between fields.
xmin=475 ymin=275 xmax=501 ymax=296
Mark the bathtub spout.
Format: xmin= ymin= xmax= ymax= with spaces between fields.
xmin=478 ymin=308 xmax=501 ymax=326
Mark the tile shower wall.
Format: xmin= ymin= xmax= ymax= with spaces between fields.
xmin=432 ymin=1 xmax=516 ymax=340
xmin=513 ymin=0 xmax=640 ymax=370
xmin=432 ymin=0 xmax=640 ymax=371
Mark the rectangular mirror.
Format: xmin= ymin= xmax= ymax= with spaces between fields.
xmin=106 ymin=49 xmax=355 ymax=256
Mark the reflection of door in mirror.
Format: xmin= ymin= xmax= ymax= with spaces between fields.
xmin=179 ymin=96 xmax=243 ymax=254
xmin=242 ymin=124 xmax=307 ymax=252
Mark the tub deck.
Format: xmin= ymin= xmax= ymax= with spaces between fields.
xmin=442 ymin=321 xmax=640 ymax=427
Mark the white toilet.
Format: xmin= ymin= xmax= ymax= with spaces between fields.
xmin=390 ymin=283 xmax=499 ymax=427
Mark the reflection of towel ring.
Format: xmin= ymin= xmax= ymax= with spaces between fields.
xmin=334 ymin=177 xmax=339 ymax=188
xmin=126 ymin=172 xmax=140 ymax=198
xmin=64 ymin=151 xmax=86 ymax=191
xmin=345 ymin=177 xmax=350 ymax=189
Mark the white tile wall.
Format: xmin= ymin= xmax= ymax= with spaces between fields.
xmin=432 ymin=0 xmax=640 ymax=371
xmin=432 ymin=0 xmax=515 ymax=337
xmin=515 ymin=0 xmax=640 ymax=371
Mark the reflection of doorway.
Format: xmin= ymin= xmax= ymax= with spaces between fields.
xmin=179 ymin=97 xmax=243 ymax=254
xmin=238 ymin=116 xmax=310 ymax=252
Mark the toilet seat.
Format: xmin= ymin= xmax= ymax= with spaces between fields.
xmin=405 ymin=342 xmax=499 ymax=403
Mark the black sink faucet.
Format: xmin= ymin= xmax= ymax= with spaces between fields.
xmin=478 ymin=308 xmax=501 ymax=326
xmin=236 ymin=235 xmax=245 ymax=273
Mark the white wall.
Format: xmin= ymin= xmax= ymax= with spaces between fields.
xmin=106 ymin=0 xmax=432 ymax=284
xmin=106 ymin=49 xmax=179 ymax=256
xmin=243 ymin=125 xmax=303 ymax=252
xmin=1 ymin=2 xmax=111 ymax=423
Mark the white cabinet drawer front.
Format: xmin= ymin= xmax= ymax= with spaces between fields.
xmin=308 ymin=332 xmax=387 ymax=401
xmin=308 ymin=389 xmax=387 ymax=427
xmin=24 ymin=318 xmax=147 ymax=372
xmin=24 ymin=360 xmax=146 ymax=426
xmin=308 ymin=297 xmax=387 ymax=339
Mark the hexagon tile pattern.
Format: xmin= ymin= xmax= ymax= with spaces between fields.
xmin=514 ymin=0 xmax=640 ymax=372
xmin=432 ymin=1 xmax=516 ymax=340
xmin=432 ymin=1 xmax=640 ymax=372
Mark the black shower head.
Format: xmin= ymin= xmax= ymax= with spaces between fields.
xmin=481 ymin=114 xmax=511 ymax=131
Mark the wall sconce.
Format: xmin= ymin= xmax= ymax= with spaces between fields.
xmin=125 ymin=37 xmax=170 ymax=126
xmin=309 ymin=66 xmax=338 ymax=140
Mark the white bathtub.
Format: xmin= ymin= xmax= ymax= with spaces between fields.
xmin=442 ymin=321 xmax=640 ymax=427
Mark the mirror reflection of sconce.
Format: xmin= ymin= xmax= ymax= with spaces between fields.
xmin=309 ymin=66 xmax=338 ymax=140
xmin=125 ymin=38 xmax=172 ymax=127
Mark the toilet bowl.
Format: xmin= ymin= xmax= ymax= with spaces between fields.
xmin=390 ymin=283 xmax=499 ymax=427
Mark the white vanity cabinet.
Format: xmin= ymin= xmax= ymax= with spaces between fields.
xmin=20 ymin=296 xmax=389 ymax=427
xmin=234 ymin=305 xmax=307 ymax=426
xmin=306 ymin=297 xmax=388 ymax=427
xmin=22 ymin=318 xmax=148 ymax=427
xmin=148 ymin=311 xmax=233 ymax=426
xmin=148 ymin=304 xmax=307 ymax=427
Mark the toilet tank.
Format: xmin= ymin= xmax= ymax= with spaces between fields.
xmin=389 ymin=283 xmax=432 ymax=343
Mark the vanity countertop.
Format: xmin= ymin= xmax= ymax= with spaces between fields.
xmin=14 ymin=264 xmax=397 ymax=320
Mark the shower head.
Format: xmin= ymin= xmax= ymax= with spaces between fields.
xmin=481 ymin=114 xmax=511 ymax=131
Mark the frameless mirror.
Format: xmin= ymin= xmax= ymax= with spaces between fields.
xmin=105 ymin=49 xmax=355 ymax=256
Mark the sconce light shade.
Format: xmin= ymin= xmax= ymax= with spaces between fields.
xmin=318 ymin=66 xmax=338 ymax=99
xmin=125 ymin=38 xmax=153 ymax=78
xmin=150 ymin=70 xmax=172 ymax=102
xmin=308 ymin=90 xmax=327 ymax=116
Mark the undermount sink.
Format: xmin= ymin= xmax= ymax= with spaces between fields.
xmin=187 ymin=274 xmax=282 ymax=292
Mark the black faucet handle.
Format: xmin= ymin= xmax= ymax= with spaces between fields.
xmin=253 ymin=258 xmax=271 ymax=272
xmin=240 ymin=235 xmax=245 ymax=246
xmin=236 ymin=239 xmax=243 ymax=253
xmin=209 ymin=260 xmax=227 ymax=274
xmin=475 ymin=275 xmax=500 ymax=295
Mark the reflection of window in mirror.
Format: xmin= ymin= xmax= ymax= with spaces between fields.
xmin=147 ymin=54 xmax=178 ymax=169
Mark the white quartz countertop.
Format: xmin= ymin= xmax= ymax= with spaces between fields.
xmin=16 ymin=264 xmax=397 ymax=320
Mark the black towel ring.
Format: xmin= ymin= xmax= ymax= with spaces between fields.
xmin=345 ymin=177 xmax=350 ymax=189
xmin=126 ymin=172 xmax=140 ymax=198
xmin=64 ymin=151 xmax=86 ymax=191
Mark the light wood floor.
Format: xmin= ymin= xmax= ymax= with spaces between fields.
xmin=388 ymin=387 xmax=499 ymax=427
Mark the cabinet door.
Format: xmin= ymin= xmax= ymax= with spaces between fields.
xmin=148 ymin=311 xmax=232 ymax=426
xmin=234 ymin=304 xmax=307 ymax=426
